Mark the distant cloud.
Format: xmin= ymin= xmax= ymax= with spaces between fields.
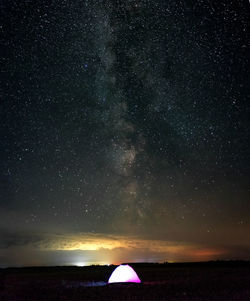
xmin=0 ymin=230 xmax=230 ymax=267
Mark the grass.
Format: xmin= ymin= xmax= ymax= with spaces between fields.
xmin=0 ymin=262 xmax=250 ymax=300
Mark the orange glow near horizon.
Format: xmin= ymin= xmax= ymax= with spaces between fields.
xmin=35 ymin=233 xmax=226 ymax=263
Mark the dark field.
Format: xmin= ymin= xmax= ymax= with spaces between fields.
xmin=0 ymin=262 xmax=250 ymax=301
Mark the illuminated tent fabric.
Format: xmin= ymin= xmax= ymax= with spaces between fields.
xmin=108 ymin=264 xmax=141 ymax=283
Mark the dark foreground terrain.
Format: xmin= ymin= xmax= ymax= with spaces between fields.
xmin=0 ymin=261 xmax=250 ymax=301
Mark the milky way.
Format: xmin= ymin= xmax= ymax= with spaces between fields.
xmin=0 ymin=0 xmax=249 ymax=266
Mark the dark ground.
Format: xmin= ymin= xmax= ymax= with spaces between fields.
xmin=0 ymin=262 xmax=250 ymax=301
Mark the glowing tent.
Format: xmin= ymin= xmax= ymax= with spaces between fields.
xmin=108 ymin=264 xmax=141 ymax=283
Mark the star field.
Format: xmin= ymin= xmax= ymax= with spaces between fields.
xmin=0 ymin=0 xmax=250 ymax=266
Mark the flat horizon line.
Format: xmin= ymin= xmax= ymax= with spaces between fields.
xmin=1 ymin=259 xmax=250 ymax=269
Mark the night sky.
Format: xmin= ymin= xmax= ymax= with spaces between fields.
xmin=1 ymin=0 xmax=250 ymax=267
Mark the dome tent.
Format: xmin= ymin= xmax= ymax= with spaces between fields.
xmin=108 ymin=264 xmax=141 ymax=283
